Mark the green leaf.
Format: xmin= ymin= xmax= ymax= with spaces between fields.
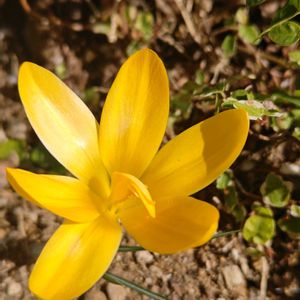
xmin=288 ymin=50 xmax=300 ymax=65
xmin=231 ymin=89 xmax=248 ymax=99
xmin=54 ymin=63 xmax=67 ymax=80
xmin=92 ymin=22 xmax=111 ymax=35
xmin=224 ymin=186 xmax=239 ymax=211
xmin=278 ymin=217 xmax=300 ymax=238
xmin=0 ymin=139 xmax=25 ymax=160
xmin=135 ymin=11 xmax=154 ymax=41
xmin=243 ymin=206 xmax=275 ymax=244
xmin=235 ymin=8 xmax=249 ymax=25
xmin=246 ymin=91 xmax=256 ymax=100
xmin=232 ymin=204 xmax=247 ymax=223
xmin=239 ymin=24 xmax=261 ymax=45
xmin=292 ymin=108 xmax=300 ymax=117
xmin=171 ymin=98 xmax=192 ymax=117
xmin=30 ymin=144 xmax=66 ymax=174
xmin=126 ymin=41 xmax=142 ymax=56
xmin=82 ymin=87 xmax=100 ymax=103
xmin=290 ymin=205 xmax=300 ymax=217
xmin=271 ymin=92 xmax=300 ymax=107
xmin=224 ymin=98 xmax=281 ymax=120
xmin=260 ymin=173 xmax=292 ymax=208
xmin=271 ymin=112 xmax=294 ymax=132
xmin=269 ymin=21 xmax=300 ymax=46
xmin=292 ymin=127 xmax=300 ymax=140
xmin=216 ymin=170 xmax=246 ymax=222
xmin=195 ymin=69 xmax=205 ymax=85
xmin=216 ymin=170 xmax=233 ymax=189
xmin=171 ymin=81 xmax=198 ymax=119
xmin=173 ymin=81 xmax=200 ymax=102
xmin=259 ymin=2 xmax=300 ymax=41
xmin=291 ymin=109 xmax=300 ymax=123
xmin=199 ymin=82 xmax=227 ymax=98
xmin=273 ymin=0 xmax=300 ymax=23
xmin=246 ymin=0 xmax=266 ymax=7
xmin=221 ymin=35 xmax=237 ymax=58
xmin=288 ymin=0 xmax=300 ymax=10
xmin=245 ymin=247 xmax=264 ymax=258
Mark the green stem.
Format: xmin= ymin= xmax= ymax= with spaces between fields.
xmin=258 ymin=11 xmax=300 ymax=38
xmin=211 ymin=229 xmax=240 ymax=239
xmin=118 ymin=245 xmax=144 ymax=252
xmin=103 ymin=272 xmax=168 ymax=300
xmin=214 ymin=93 xmax=222 ymax=114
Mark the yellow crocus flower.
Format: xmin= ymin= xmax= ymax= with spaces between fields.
xmin=6 ymin=48 xmax=249 ymax=299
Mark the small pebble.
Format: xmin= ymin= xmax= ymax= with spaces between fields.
xmin=7 ymin=281 xmax=22 ymax=297
xmin=222 ymin=264 xmax=247 ymax=295
xmin=84 ymin=287 xmax=107 ymax=300
xmin=106 ymin=283 xmax=128 ymax=300
xmin=136 ymin=250 xmax=154 ymax=265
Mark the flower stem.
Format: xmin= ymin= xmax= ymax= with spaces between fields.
xmin=214 ymin=93 xmax=222 ymax=114
xmin=118 ymin=245 xmax=144 ymax=252
xmin=211 ymin=228 xmax=240 ymax=239
xmin=103 ymin=272 xmax=168 ymax=300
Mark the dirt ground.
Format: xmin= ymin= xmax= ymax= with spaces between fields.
xmin=0 ymin=0 xmax=300 ymax=299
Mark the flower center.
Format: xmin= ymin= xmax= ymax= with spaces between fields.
xmin=108 ymin=172 xmax=156 ymax=218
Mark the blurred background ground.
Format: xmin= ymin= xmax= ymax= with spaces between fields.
xmin=0 ymin=0 xmax=300 ymax=299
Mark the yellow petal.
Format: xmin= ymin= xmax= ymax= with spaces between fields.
xmin=18 ymin=62 xmax=110 ymax=198
xmin=119 ymin=196 xmax=219 ymax=254
xmin=29 ymin=216 xmax=122 ymax=300
xmin=110 ymin=172 xmax=155 ymax=218
xmin=99 ymin=48 xmax=169 ymax=177
xmin=6 ymin=168 xmax=102 ymax=223
xmin=142 ymin=109 xmax=249 ymax=198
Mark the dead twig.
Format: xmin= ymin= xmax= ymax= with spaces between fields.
xmin=238 ymin=45 xmax=292 ymax=69
xmin=19 ymin=0 xmax=44 ymax=22
xmin=173 ymin=0 xmax=201 ymax=45
xmin=235 ymin=178 xmax=261 ymax=200
xmin=259 ymin=253 xmax=269 ymax=300
xmin=19 ymin=0 xmax=93 ymax=32
xmin=210 ymin=56 xmax=228 ymax=84
xmin=249 ymin=129 xmax=289 ymax=142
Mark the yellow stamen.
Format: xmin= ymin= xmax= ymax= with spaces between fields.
xmin=109 ymin=172 xmax=156 ymax=218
